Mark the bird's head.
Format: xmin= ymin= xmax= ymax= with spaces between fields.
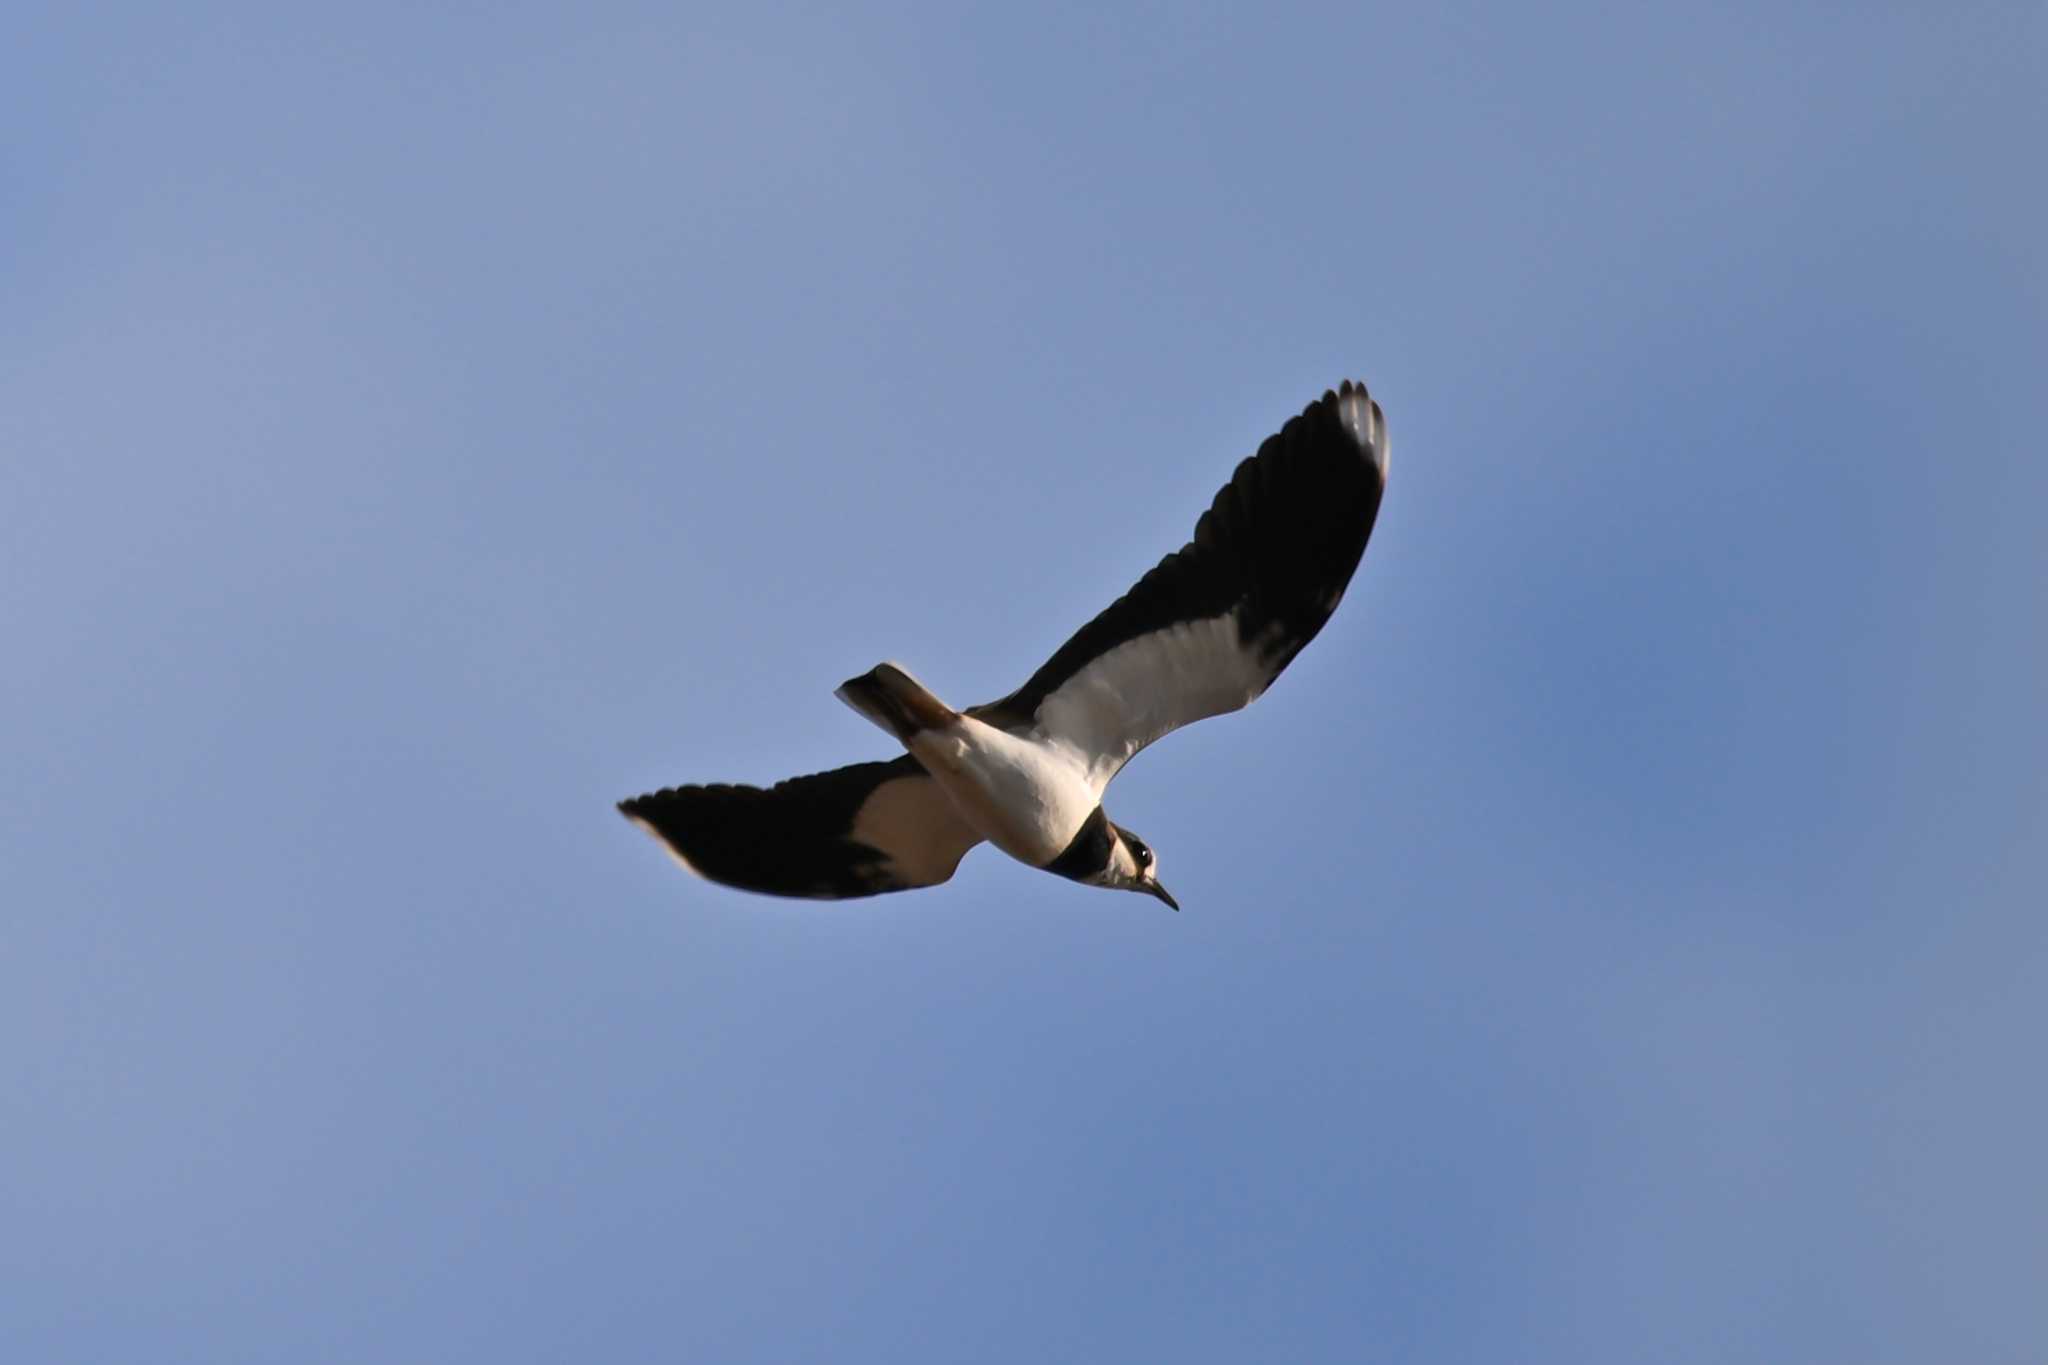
xmin=1105 ymin=822 xmax=1179 ymax=911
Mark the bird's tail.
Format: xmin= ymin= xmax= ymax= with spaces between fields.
xmin=835 ymin=662 xmax=958 ymax=742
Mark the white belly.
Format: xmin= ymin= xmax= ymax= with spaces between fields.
xmin=907 ymin=717 xmax=1098 ymax=867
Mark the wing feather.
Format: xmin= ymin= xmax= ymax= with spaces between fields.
xmin=978 ymin=380 xmax=1389 ymax=786
xmin=618 ymin=755 xmax=981 ymax=900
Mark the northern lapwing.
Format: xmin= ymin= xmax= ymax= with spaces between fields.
xmin=619 ymin=380 xmax=1389 ymax=910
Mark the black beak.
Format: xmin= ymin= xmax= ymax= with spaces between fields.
xmin=1144 ymin=880 xmax=1180 ymax=911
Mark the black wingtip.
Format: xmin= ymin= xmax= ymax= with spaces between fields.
xmin=1325 ymin=378 xmax=1388 ymax=481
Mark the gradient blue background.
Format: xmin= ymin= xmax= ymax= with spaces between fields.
xmin=6 ymin=3 xmax=2044 ymax=1359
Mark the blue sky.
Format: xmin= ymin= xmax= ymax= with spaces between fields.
xmin=5 ymin=2 xmax=2044 ymax=1360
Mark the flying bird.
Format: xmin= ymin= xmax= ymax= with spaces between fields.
xmin=619 ymin=380 xmax=1390 ymax=910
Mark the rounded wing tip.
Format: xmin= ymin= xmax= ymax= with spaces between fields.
xmin=1329 ymin=378 xmax=1389 ymax=480
xmin=618 ymin=798 xmax=708 ymax=880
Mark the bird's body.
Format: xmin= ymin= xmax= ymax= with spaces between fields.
xmin=902 ymin=708 xmax=1098 ymax=870
xmin=620 ymin=380 xmax=1390 ymax=910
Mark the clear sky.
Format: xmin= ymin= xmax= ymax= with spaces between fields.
xmin=6 ymin=2 xmax=2044 ymax=1360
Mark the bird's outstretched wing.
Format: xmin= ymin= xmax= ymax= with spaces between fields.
xmin=976 ymin=380 xmax=1389 ymax=789
xmin=618 ymin=756 xmax=982 ymax=899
